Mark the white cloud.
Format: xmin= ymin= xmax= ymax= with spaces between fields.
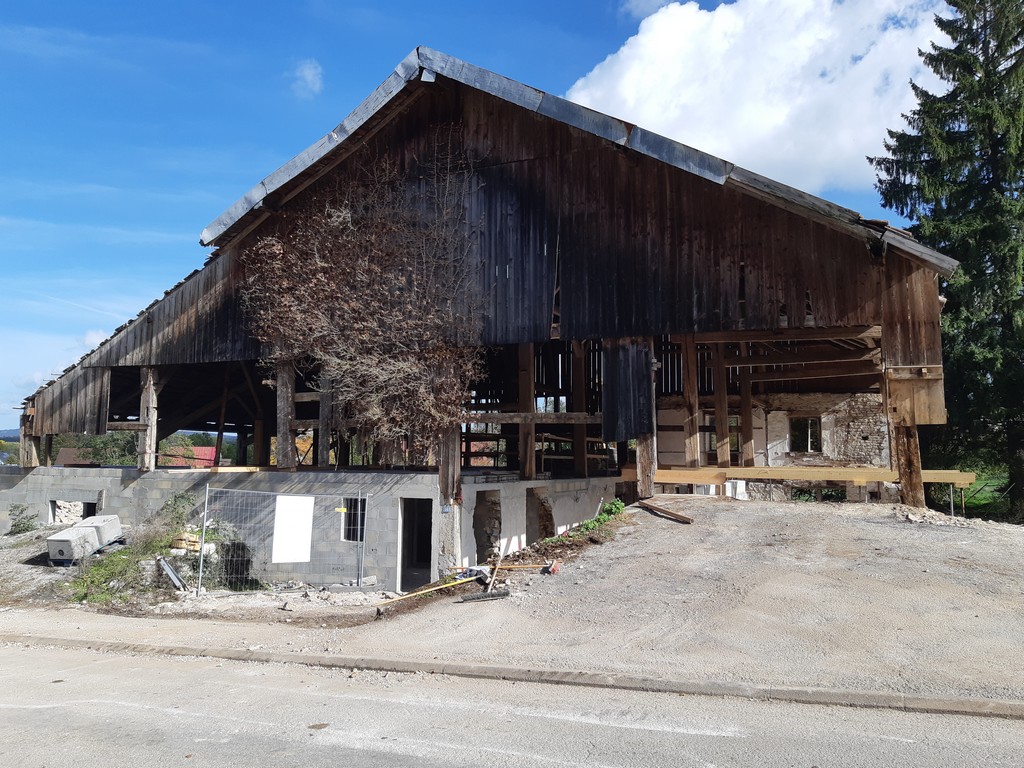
xmin=568 ymin=0 xmax=948 ymax=195
xmin=81 ymin=329 xmax=110 ymax=348
xmin=0 ymin=329 xmax=103 ymax=430
xmin=621 ymin=0 xmax=673 ymax=18
xmin=291 ymin=58 xmax=324 ymax=99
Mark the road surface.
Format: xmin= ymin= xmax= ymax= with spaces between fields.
xmin=1 ymin=644 xmax=1021 ymax=767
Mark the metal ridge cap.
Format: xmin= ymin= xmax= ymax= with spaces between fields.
xmin=881 ymin=229 xmax=959 ymax=277
xmin=727 ymin=166 xmax=864 ymax=224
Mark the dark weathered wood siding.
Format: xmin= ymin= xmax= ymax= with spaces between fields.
xmin=338 ymin=83 xmax=891 ymax=346
xmin=25 ymin=75 xmax=947 ymax=439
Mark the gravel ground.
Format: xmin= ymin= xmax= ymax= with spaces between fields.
xmin=2 ymin=497 xmax=1022 ymax=701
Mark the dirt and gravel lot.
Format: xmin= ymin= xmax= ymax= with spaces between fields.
xmin=2 ymin=497 xmax=1022 ymax=701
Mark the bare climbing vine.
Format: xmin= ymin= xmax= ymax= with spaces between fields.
xmin=238 ymin=127 xmax=483 ymax=462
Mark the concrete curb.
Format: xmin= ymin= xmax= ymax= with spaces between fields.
xmin=5 ymin=632 xmax=1023 ymax=721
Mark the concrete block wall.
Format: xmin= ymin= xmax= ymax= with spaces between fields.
xmin=0 ymin=466 xmax=439 ymax=591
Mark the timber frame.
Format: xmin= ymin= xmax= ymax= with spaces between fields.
xmin=20 ymin=48 xmax=957 ymax=508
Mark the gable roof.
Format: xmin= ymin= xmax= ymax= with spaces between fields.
xmin=200 ymin=46 xmax=956 ymax=278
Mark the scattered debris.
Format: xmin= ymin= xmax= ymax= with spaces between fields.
xmin=156 ymin=556 xmax=187 ymax=591
xmin=460 ymin=589 xmax=511 ymax=602
xmin=376 ymin=575 xmax=479 ymax=607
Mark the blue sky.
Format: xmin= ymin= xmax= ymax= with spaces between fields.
xmin=0 ymin=1 xmax=947 ymax=430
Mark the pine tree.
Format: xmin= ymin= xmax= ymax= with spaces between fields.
xmin=871 ymin=0 xmax=1024 ymax=518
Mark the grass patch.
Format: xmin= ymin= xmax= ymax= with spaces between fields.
xmin=540 ymin=498 xmax=626 ymax=545
xmin=67 ymin=525 xmax=173 ymax=604
xmin=929 ymin=467 xmax=1021 ymax=524
xmin=68 ymin=491 xmax=198 ymax=604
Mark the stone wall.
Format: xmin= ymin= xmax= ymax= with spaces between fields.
xmin=458 ymin=476 xmax=617 ymax=567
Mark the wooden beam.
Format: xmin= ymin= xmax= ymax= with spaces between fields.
xmin=106 ymin=421 xmax=150 ymax=432
xmin=637 ymin=499 xmax=693 ymax=524
xmin=727 ymin=347 xmax=880 ymax=368
xmin=657 ymin=466 xmax=895 ymax=483
xmin=747 ymin=361 xmax=881 ymax=382
xmin=571 ymin=340 xmax=588 ymax=478
xmin=713 ymin=344 xmax=731 ymax=468
xmin=637 ymin=338 xmax=659 ymax=498
xmin=240 ymin=362 xmax=265 ymax=418
xmin=920 ymin=469 xmax=976 ymax=487
xmin=695 ymin=326 xmax=881 ymax=344
xmin=468 ymin=411 xmax=601 ymax=425
xmin=138 ymin=366 xmax=158 ymax=471
xmin=518 ymin=343 xmax=536 ymax=480
xmin=213 ymin=367 xmax=230 ymax=467
xmin=438 ymin=425 xmax=461 ymax=505
xmin=681 ymin=333 xmax=700 ymax=467
xmin=317 ymin=383 xmax=332 ymax=467
xmin=19 ymin=420 xmax=39 ymax=469
xmin=653 ymin=466 xmax=974 ymax=486
xmin=894 ymin=425 xmax=925 ymax=507
xmin=636 ymin=433 xmax=656 ymax=498
xmin=252 ymin=418 xmax=267 ymax=466
xmin=739 ymin=342 xmax=755 ymax=467
xmin=276 ymin=363 xmax=297 ymax=470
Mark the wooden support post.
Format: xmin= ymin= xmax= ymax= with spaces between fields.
xmin=252 ymin=419 xmax=267 ymax=466
xmin=19 ymin=427 xmax=40 ymax=468
xmin=681 ymin=333 xmax=700 ymax=467
xmin=636 ymin=433 xmax=656 ymax=499
xmin=637 ymin=338 xmax=659 ymax=499
xmin=213 ymin=368 xmax=230 ymax=467
xmin=518 ymin=343 xmax=536 ymax=480
xmin=42 ymin=435 xmax=53 ymax=467
xmin=317 ymin=383 xmax=333 ymax=467
xmin=236 ymin=428 xmax=249 ymax=467
xmin=739 ymin=342 xmax=755 ymax=467
xmin=713 ymin=344 xmax=731 ymax=468
xmin=571 ymin=340 xmax=588 ymax=478
xmin=894 ymin=425 xmax=926 ymax=508
xmin=438 ymin=426 xmax=462 ymax=505
xmin=138 ymin=366 xmax=159 ymax=471
xmin=275 ymin=364 xmax=298 ymax=470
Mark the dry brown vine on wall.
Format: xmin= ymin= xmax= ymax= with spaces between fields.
xmin=239 ymin=129 xmax=483 ymax=463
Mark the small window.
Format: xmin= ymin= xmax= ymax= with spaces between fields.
xmin=790 ymin=417 xmax=821 ymax=453
xmin=341 ymin=497 xmax=366 ymax=542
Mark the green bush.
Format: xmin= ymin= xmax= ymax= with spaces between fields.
xmin=69 ymin=490 xmax=195 ymax=603
xmin=6 ymin=504 xmax=37 ymax=536
xmin=541 ymin=497 xmax=627 ymax=544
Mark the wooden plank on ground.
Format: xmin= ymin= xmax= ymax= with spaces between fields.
xmin=637 ymin=499 xmax=694 ymax=524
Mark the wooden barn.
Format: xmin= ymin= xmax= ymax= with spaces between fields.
xmin=19 ymin=47 xmax=964 ymax=529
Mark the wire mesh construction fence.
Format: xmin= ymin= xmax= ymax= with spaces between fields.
xmin=193 ymin=485 xmax=377 ymax=594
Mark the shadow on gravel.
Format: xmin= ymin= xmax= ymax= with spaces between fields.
xmin=21 ymin=551 xmax=51 ymax=567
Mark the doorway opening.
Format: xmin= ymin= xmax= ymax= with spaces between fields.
xmin=400 ymin=498 xmax=432 ymax=592
xmin=48 ymin=500 xmax=96 ymax=525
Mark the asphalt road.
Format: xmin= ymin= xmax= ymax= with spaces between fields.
xmin=1 ymin=644 xmax=1022 ymax=767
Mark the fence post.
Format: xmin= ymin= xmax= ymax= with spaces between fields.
xmin=196 ymin=484 xmax=210 ymax=597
